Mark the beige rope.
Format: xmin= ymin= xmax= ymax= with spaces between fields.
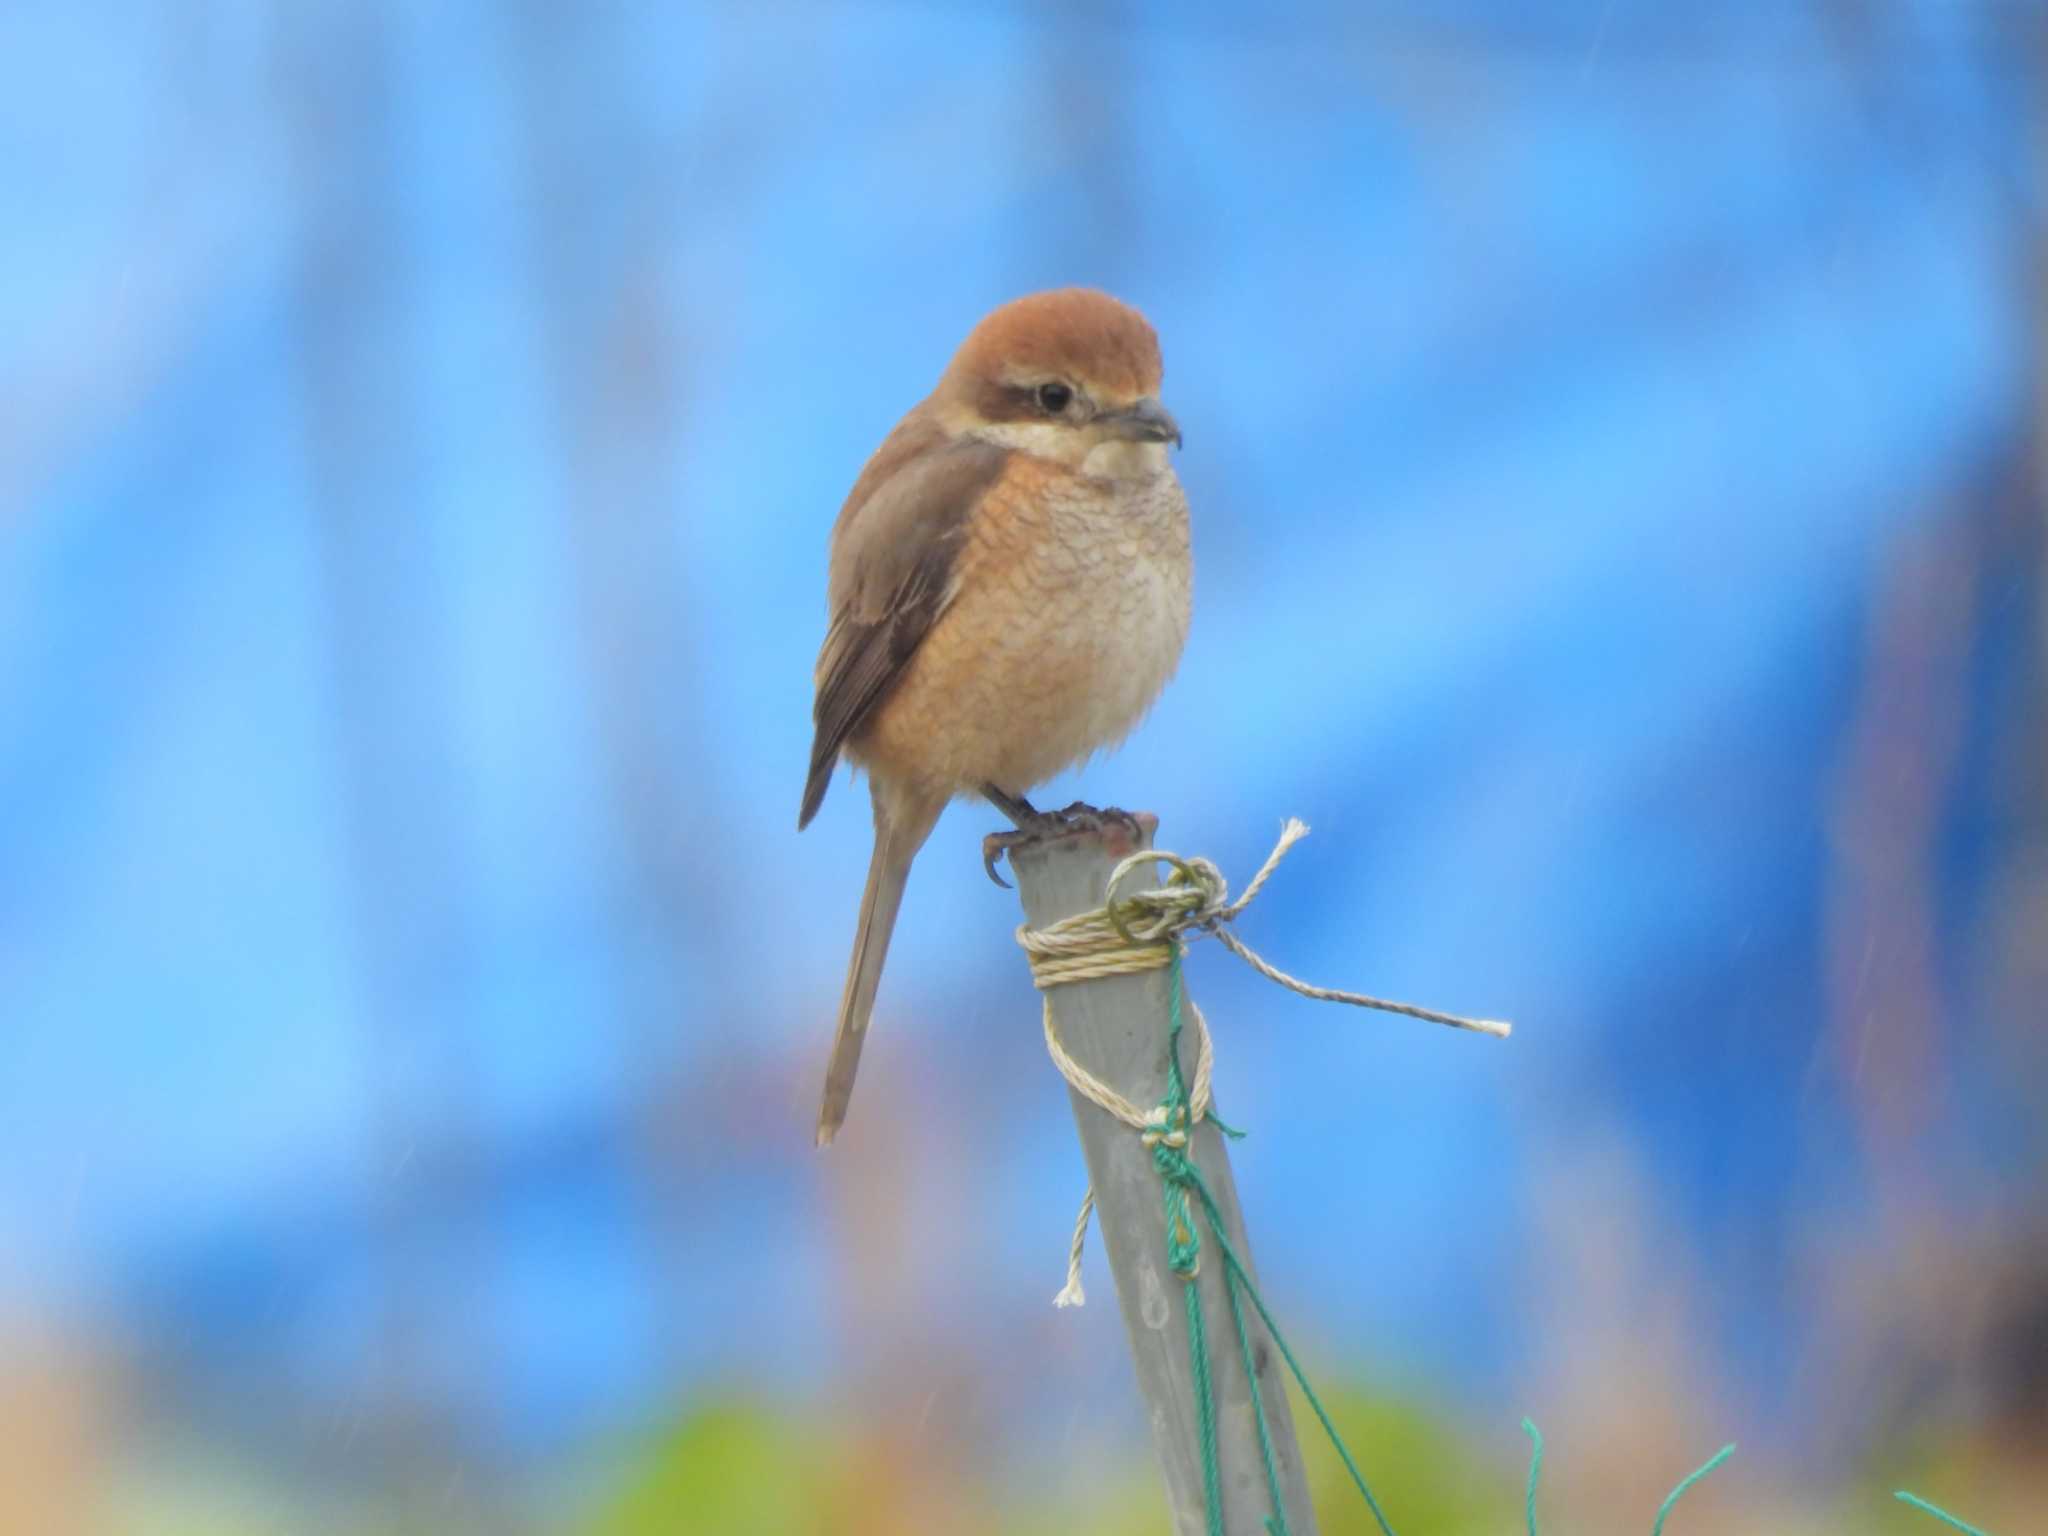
xmin=1018 ymin=818 xmax=1512 ymax=1306
xmin=1050 ymin=1189 xmax=1095 ymax=1308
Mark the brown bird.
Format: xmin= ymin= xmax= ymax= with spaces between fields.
xmin=800 ymin=288 xmax=1191 ymax=1145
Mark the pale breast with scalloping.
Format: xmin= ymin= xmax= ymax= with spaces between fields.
xmin=851 ymin=460 xmax=1191 ymax=800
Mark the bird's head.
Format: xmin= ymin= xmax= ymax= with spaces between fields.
xmin=933 ymin=288 xmax=1181 ymax=481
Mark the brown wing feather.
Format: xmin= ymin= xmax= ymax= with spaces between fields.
xmin=798 ymin=416 xmax=1008 ymax=828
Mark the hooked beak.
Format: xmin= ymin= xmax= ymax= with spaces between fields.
xmin=1103 ymin=396 xmax=1182 ymax=448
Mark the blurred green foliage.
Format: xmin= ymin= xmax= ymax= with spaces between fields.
xmin=588 ymin=1401 xmax=838 ymax=1536
xmin=581 ymin=1389 xmax=2007 ymax=1535
xmin=1296 ymin=1385 xmax=1509 ymax=1536
xmin=585 ymin=1383 xmax=1503 ymax=1536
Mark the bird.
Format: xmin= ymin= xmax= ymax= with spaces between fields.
xmin=800 ymin=287 xmax=1191 ymax=1146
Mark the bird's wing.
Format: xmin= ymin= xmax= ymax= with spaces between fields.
xmin=799 ymin=422 xmax=1009 ymax=828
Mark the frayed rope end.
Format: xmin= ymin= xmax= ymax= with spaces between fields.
xmin=1052 ymin=1187 xmax=1095 ymax=1309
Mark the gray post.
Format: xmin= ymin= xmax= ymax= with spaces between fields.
xmin=1009 ymin=816 xmax=1319 ymax=1536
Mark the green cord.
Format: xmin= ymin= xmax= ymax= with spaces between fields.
xmin=1183 ymin=1279 xmax=1221 ymax=1529
xmin=1650 ymin=1443 xmax=1735 ymax=1535
xmin=1154 ymin=955 xmax=1222 ymax=1535
xmin=1145 ymin=952 xmax=1398 ymax=1536
xmin=1895 ymin=1491 xmax=1992 ymax=1535
xmin=1522 ymin=1419 xmax=1543 ymax=1536
xmin=1140 ymin=954 xmax=1989 ymax=1536
xmin=1219 ymin=1247 xmax=1289 ymax=1532
xmin=1515 ymin=1422 xmax=1995 ymax=1533
xmin=1520 ymin=1421 xmax=1733 ymax=1534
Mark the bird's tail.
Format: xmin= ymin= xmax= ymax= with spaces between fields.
xmin=815 ymin=794 xmax=940 ymax=1146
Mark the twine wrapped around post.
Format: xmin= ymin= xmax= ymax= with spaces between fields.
xmin=1006 ymin=816 xmax=1507 ymax=1536
xmin=1018 ymin=818 xmax=1509 ymax=1305
xmin=1007 ymin=817 xmax=1993 ymax=1536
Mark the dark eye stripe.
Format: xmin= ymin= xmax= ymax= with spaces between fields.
xmin=974 ymin=380 xmax=1065 ymax=424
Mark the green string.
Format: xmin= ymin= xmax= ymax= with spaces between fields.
xmin=1895 ymin=1491 xmax=1992 ymax=1535
xmin=1147 ymin=950 xmax=1398 ymax=1536
xmin=1140 ymin=956 xmax=1989 ymax=1536
xmin=1521 ymin=1421 xmax=1732 ymax=1533
xmin=1651 ymin=1443 xmax=1735 ymax=1535
xmin=1517 ymin=1427 xmax=1991 ymax=1534
xmin=1522 ymin=1419 xmax=1543 ymax=1536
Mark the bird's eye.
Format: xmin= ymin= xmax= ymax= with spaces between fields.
xmin=1036 ymin=381 xmax=1073 ymax=414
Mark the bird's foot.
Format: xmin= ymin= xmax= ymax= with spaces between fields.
xmin=980 ymin=826 xmax=1034 ymax=887
xmin=981 ymin=801 xmax=1147 ymax=887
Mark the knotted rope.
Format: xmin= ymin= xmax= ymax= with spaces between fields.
xmin=1012 ymin=818 xmax=1510 ymax=1536
xmin=1012 ymin=821 xmax=1994 ymax=1536
xmin=1016 ymin=817 xmax=1510 ymax=1307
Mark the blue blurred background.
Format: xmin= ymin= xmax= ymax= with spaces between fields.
xmin=3 ymin=4 xmax=2043 ymax=1532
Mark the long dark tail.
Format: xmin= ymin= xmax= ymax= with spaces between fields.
xmin=815 ymin=796 xmax=938 ymax=1145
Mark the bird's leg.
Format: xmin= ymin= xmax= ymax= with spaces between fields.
xmin=980 ymin=782 xmax=1040 ymax=828
xmin=980 ymin=782 xmax=1044 ymax=887
xmin=979 ymin=785 xmax=1143 ymax=887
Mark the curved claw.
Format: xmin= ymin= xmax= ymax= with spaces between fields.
xmin=980 ymin=803 xmax=1149 ymax=889
xmin=981 ymin=831 xmax=1016 ymax=888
